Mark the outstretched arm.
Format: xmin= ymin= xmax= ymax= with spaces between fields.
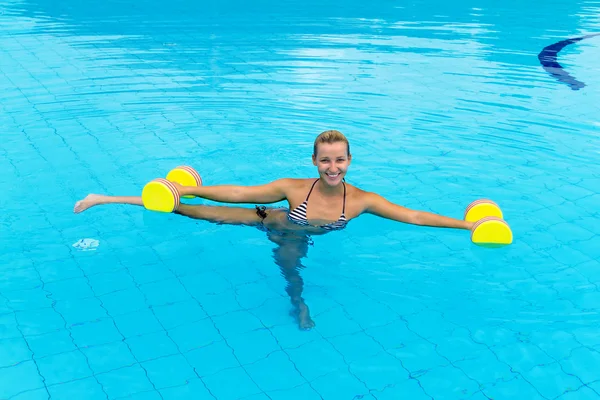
xmin=363 ymin=192 xmax=473 ymax=230
xmin=175 ymin=178 xmax=291 ymax=204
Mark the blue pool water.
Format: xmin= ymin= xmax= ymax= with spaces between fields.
xmin=1 ymin=0 xmax=600 ymax=398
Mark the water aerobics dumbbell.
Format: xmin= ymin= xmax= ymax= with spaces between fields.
xmin=141 ymin=166 xmax=202 ymax=212
xmin=464 ymin=199 xmax=513 ymax=247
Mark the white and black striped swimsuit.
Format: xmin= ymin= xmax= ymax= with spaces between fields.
xmin=287 ymin=179 xmax=347 ymax=231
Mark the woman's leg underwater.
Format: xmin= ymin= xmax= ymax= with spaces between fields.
xmin=266 ymin=231 xmax=316 ymax=330
xmin=74 ymin=194 xmax=262 ymax=226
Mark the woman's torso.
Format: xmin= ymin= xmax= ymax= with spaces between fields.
xmin=263 ymin=178 xmax=366 ymax=234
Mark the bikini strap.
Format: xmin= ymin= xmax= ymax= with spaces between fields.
xmin=305 ymin=179 xmax=319 ymax=201
xmin=341 ymin=181 xmax=347 ymax=214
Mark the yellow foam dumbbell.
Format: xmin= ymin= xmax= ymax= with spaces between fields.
xmin=142 ymin=178 xmax=181 ymax=213
xmin=166 ymin=166 xmax=202 ymax=199
xmin=464 ymin=199 xmax=513 ymax=247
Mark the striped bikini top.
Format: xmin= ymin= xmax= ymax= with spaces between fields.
xmin=287 ymin=179 xmax=347 ymax=231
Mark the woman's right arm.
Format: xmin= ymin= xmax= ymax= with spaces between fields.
xmin=175 ymin=178 xmax=292 ymax=204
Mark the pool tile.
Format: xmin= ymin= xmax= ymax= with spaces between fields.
xmin=0 ymin=337 xmax=32 ymax=368
xmin=152 ymin=299 xmax=207 ymax=330
xmin=87 ymin=269 xmax=135 ymax=297
xmin=212 ymin=310 xmax=265 ymax=338
xmin=6 ymin=287 xmax=52 ymax=312
xmin=481 ymin=375 xmax=547 ymax=400
xmin=242 ymin=394 xmax=273 ymax=400
xmin=571 ymin=289 xmax=600 ymax=311
xmin=559 ymin=387 xmax=600 ymax=400
xmin=99 ymin=287 xmax=148 ymax=316
xmin=138 ymin=277 xmax=192 ymax=307
xmin=159 ymin=378 xmax=217 ymax=400
xmin=36 ymin=349 xmax=93 ymax=385
xmin=349 ymin=351 xmax=410 ymax=391
xmin=125 ymin=330 xmax=179 ymax=362
xmin=235 ymin=281 xmax=281 ymax=310
xmin=266 ymin=383 xmax=322 ymax=400
xmin=95 ymin=364 xmax=155 ymax=399
xmin=127 ymin=262 xmax=175 ymax=284
xmin=167 ymin=318 xmax=223 ymax=353
xmin=267 ymin=323 xmax=322 ymax=349
xmin=54 ymin=297 xmax=108 ymax=326
xmin=244 ymin=350 xmax=306 ymax=392
xmin=191 ymin=290 xmax=244 ymax=317
xmin=185 ymin=340 xmax=239 ymax=377
xmin=494 ymin=342 xmax=554 ymax=374
xmin=364 ymin=319 xmax=422 ymax=350
xmin=15 ymin=308 xmax=65 ymax=336
xmin=373 ymin=378 xmax=432 ymax=400
xmin=530 ymin=330 xmax=585 ymax=361
xmin=179 ymin=270 xmax=232 ymax=293
xmin=36 ymin=258 xmax=84 ymax=283
xmin=313 ymin=305 xmax=364 ymax=337
xmin=76 ymin=253 xmax=123 ymax=276
xmin=403 ymin=310 xmax=454 ymax=341
xmin=214 ymin=262 xmax=263 ymax=288
xmin=471 ymin=326 xmax=519 ymax=348
xmin=545 ymin=244 xmax=594 ymax=266
xmin=120 ymin=390 xmax=163 ymax=400
xmin=310 ymin=368 xmax=369 ymax=400
xmin=0 ymin=360 xmax=45 ymax=399
xmin=250 ymin=296 xmax=295 ymax=327
xmin=0 ymin=313 xmax=21 ymax=340
xmin=417 ymin=365 xmax=482 ymax=399
xmin=572 ymin=326 xmax=600 ymax=348
xmin=44 ymin=277 xmax=94 ymax=301
xmin=0 ymin=266 xmax=40 ymax=292
xmin=454 ymin=348 xmax=517 ymax=386
xmin=387 ymin=340 xmax=450 ymax=374
xmin=226 ymin=328 xmax=281 ymax=365
xmin=521 ymin=362 xmax=584 ymax=399
xmin=9 ymin=388 xmax=51 ymax=400
xmin=202 ymin=366 xmax=262 ymax=400
xmin=70 ymin=318 xmax=123 ymax=347
xmin=142 ymin=353 xmax=197 ymax=389
xmin=327 ymin=331 xmax=382 ymax=363
xmin=112 ymin=308 xmax=163 ymax=338
xmin=82 ymin=340 xmax=137 ymax=374
xmin=47 ymin=377 xmax=106 ymax=400
xmin=433 ymin=327 xmax=493 ymax=363
xmin=25 ymin=329 xmax=76 ymax=359
xmin=286 ymin=339 xmax=347 ymax=382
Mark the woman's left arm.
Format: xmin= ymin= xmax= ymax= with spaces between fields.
xmin=362 ymin=192 xmax=474 ymax=230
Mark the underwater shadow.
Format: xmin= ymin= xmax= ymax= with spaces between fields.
xmin=538 ymin=33 xmax=600 ymax=90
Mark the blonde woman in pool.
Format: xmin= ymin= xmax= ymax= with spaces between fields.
xmin=74 ymin=130 xmax=474 ymax=329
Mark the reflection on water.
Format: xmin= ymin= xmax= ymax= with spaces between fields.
xmin=1 ymin=0 xmax=599 ymax=193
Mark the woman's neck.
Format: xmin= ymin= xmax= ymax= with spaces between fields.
xmin=316 ymin=178 xmax=344 ymax=197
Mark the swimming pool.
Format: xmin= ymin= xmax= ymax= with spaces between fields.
xmin=1 ymin=0 xmax=600 ymax=398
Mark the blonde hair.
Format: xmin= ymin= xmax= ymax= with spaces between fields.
xmin=313 ymin=130 xmax=350 ymax=157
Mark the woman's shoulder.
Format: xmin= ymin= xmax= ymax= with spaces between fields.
xmin=268 ymin=178 xmax=316 ymax=194
xmin=345 ymin=181 xmax=368 ymax=196
xmin=345 ymin=182 xmax=378 ymax=204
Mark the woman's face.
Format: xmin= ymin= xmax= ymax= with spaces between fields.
xmin=312 ymin=141 xmax=351 ymax=187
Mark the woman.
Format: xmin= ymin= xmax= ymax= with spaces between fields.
xmin=74 ymin=130 xmax=474 ymax=329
